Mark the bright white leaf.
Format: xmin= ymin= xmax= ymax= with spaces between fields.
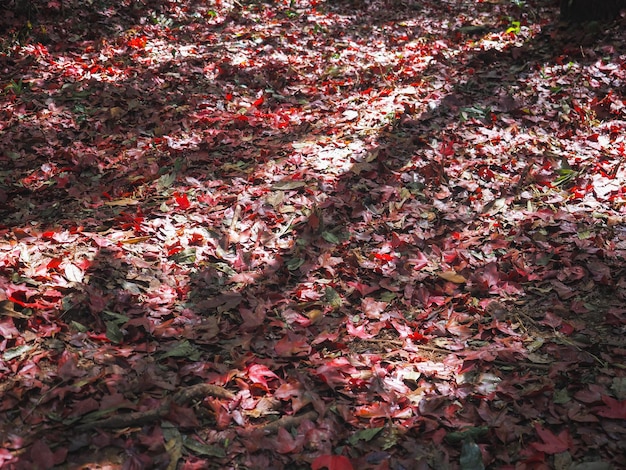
xmin=64 ymin=263 xmax=84 ymax=283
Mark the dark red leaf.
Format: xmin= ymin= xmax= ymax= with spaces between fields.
xmin=531 ymin=424 xmax=572 ymax=454
xmin=311 ymin=455 xmax=354 ymax=470
xmin=596 ymin=396 xmax=626 ymax=419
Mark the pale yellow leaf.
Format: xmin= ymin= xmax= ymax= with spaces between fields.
xmin=104 ymin=198 xmax=139 ymax=206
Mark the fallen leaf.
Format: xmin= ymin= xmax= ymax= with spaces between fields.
xmin=595 ymin=396 xmax=626 ymax=419
xmin=272 ymin=181 xmax=307 ymax=190
xmin=311 ymin=455 xmax=354 ymax=470
xmin=64 ymin=263 xmax=84 ymax=283
xmin=531 ymin=424 xmax=572 ymax=454
xmin=438 ymin=271 xmax=467 ymax=284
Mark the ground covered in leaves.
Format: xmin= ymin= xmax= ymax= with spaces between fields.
xmin=1 ymin=0 xmax=626 ymax=468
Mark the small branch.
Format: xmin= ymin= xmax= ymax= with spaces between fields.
xmin=173 ymin=383 xmax=235 ymax=403
xmin=223 ymin=203 xmax=241 ymax=249
xmin=75 ymin=407 xmax=168 ymax=431
xmin=259 ymin=411 xmax=319 ymax=434
xmin=75 ymin=384 xmax=234 ymax=431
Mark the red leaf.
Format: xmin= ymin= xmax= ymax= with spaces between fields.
xmin=559 ymin=322 xmax=575 ymax=335
xmin=346 ymin=281 xmax=379 ymax=296
xmin=361 ymin=297 xmax=387 ymax=318
xmin=311 ymin=455 xmax=354 ymax=470
xmin=274 ymin=427 xmax=298 ymax=454
xmin=47 ymin=258 xmax=62 ymax=270
xmin=128 ymin=36 xmax=147 ymax=49
xmin=30 ymin=439 xmax=56 ymax=469
xmin=274 ymin=333 xmax=311 ymax=356
xmin=240 ymin=307 xmax=266 ymax=331
xmin=596 ymin=396 xmax=626 ymax=419
xmin=439 ymin=140 xmax=455 ymax=157
xmin=355 ymin=402 xmax=391 ymax=418
xmin=246 ymin=364 xmax=279 ymax=390
xmin=531 ymin=424 xmax=572 ymax=454
xmin=346 ymin=321 xmax=375 ymax=339
xmin=166 ymin=402 xmax=200 ymax=428
xmin=373 ymin=252 xmax=394 ymax=262
xmin=316 ymin=357 xmax=358 ymax=388
xmin=175 ymin=193 xmax=191 ymax=210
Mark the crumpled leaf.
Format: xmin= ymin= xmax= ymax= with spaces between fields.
xmin=324 ymin=286 xmax=343 ymax=309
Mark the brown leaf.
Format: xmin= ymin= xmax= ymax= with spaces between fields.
xmin=0 ymin=301 xmax=31 ymax=319
xmin=438 ymin=271 xmax=467 ymax=284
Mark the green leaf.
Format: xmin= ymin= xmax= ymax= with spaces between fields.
xmin=106 ymin=321 xmax=124 ymax=344
xmin=182 ymin=436 xmax=226 ymax=457
xmin=3 ymin=344 xmax=33 ymax=361
xmin=348 ymin=427 xmax=384 ymax=445
xmin=322 ymin=231 xmax=340 ymax=244
xmin=460 ymin=439 xmax=485 ymax=470
xmin=169 ymin=248 xmax=197 ymax=264
xmin=379 ymin=292 xmax=397 ymax=302
xmin=505 ymin=21 xmax=521 ymax=35
xmin=103 ymin=310 xmax=130 ymax=324
xmin=324 ymin=287 xmax=343 ymax=309
xmin=70 ymin=321 xmax=88 ymax=332
xmin=446 ymin=427 xmax=489 ymax=444
xmin=553 ymin=168 xmax=578 ymax=187
xmin=157 ymin=172 xmax=176 ymax=190
xmin=553 ymin=388 xmax=571 ymax=404
xmin=286 ymin=257 xmax=305 ymax=271
xmin=160 ymin=340 xmax=201 ymax=361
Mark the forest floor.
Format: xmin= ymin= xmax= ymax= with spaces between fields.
xmin=1 ymin=0 xmax=626 ymax=468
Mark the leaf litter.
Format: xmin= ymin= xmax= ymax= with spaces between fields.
xmin=0 ymin=0 xmax=625 ymax=468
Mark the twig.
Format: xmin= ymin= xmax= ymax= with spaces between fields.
xmin=223 ymin=203 xmax=241 ymax=249
xmin=259 ymin=411 xmax=319 ymax=434
xmin=173 ymin=383 xmax=235 ymax=403
xmin=75 ymin=384 xmax=234 ymax=431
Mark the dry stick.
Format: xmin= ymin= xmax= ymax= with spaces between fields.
xmin=223 ymin=203 xmax=241 ymax=249
xmin=173 ymin=383 xmax=235 ymax=402
xmin=75 ymin=384 xmax=234 ymax=431
xmin=75 ymin=406 xmax=168 ymax=431
xmin=362 ymin=338 xmax=557 ymax=370
xmin=258 ymin=410 xmax=319 ymax=435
